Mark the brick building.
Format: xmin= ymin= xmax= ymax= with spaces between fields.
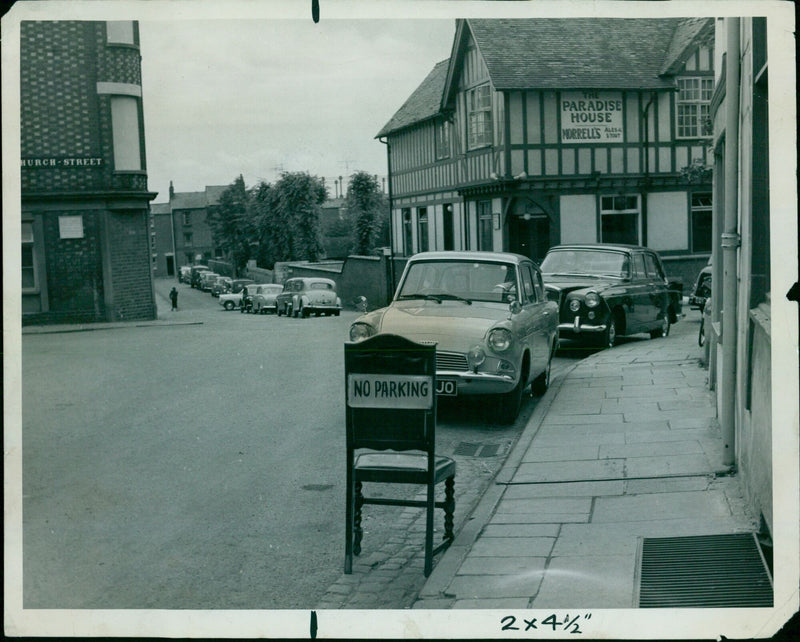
xmin=21 ymin=20 xmax=157 ymax=324
xmin=150 ymin=182 xmax=227 ymax=276
xmin=378 ymin=18 xmax=715 ymax=287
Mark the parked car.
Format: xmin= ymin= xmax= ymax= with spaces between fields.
xmin=189 ymin=264 xmax=210 ymax=288
xmin=178 ymin=266 xmax=192 ymax=284
xmin=252 ymin=284 xmax=285 ymax=314
xmin=211 ymin=276 xmax=233 ymax=297
xmin=219 ymin=290 xmax=244 ymax=311
xmin=240 ymin=283 xmax=266 ymax=313
xmin=348 ymin=251 xmax=559 ymax=424
xmin=540 ymin=243 xmax=680 ymax=349
xmin=230 ymin=278 xmax=254 ymax=294
xmin=276 ymin=277 xmax=342 ymax=318
xmin=199 ymin=272 xmax=221 ymax=292
xmin=688 ymin=260 xmax=712 ymax=310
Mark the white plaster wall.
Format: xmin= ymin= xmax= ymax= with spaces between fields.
xmin=560 ymin=194 xmax=596 ymax=243
xmin=647 ymin=191 xmax=688 ymax=251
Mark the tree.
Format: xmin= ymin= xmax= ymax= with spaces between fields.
xmin=252 ymin=172 xmax=327 ymax=268
xmin=345 ymin=171 xmax=387 ymax=255
xmin=206 ymin=175 xmax=256 ymax=275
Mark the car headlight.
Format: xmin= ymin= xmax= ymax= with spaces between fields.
xmin=349 ymin=323 xmax=376 ymax=342
xmin=569 ymin=299 xmax=581 ymax=312
xmin=487 ymin=328 xmax=513 ymax=352
xmin=585 ymin=292 xmax=601 ymax=308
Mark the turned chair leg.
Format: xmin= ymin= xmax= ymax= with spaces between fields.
xmin=354 ymin=481 xmax=364 ymax=556
xmin=443 ymin=476 xmax=455 ymax=543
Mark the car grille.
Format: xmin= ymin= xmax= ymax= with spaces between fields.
xmin=436 ymin=351 xmax=469 ymax=371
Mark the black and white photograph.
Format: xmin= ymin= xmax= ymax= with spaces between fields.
xmin=3 ymin=0 xmax=798 ymax=638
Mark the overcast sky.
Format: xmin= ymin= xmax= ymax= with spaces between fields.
xmin=139 ymin=18 xmax=456 ymax=202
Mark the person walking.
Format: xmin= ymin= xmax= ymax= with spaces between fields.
xmin=169 ymin=286 xmax=178 ymax=311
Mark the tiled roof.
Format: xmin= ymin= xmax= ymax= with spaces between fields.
xmin=150 ymin=202 xmax=170 ymax=214
xmin=467 ymin=18 xmax=681 ymax=90
xmin=170 ymin=192 xmax=207 ymax=209
xmin=204 ymin=184 xmax=228 ymax=205
xmin=375 ymin=59 xmax=449 ymax=137
xmin=660 ymin=18 xmax=714 ymax=75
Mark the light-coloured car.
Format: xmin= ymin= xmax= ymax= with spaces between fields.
xmin=218 ymin=291 xmax=243 ymax=311
xmin=252 ymin=284 xmax=284 ymax=314
xmin=199 ymin=272 xmax=220 ymax=292
xmin=276 ymin=277 xmax=342 ymax=318
xmin=348 ymin=251 xmax=559 ymax=424
xmin=178 ymin=266 xmax=192 ymax=284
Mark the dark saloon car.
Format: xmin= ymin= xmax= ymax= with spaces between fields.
xmin=541 ymin=244 xmax=681 ymax=349
xmin=688 ymin=261 xmax=712 ymax=310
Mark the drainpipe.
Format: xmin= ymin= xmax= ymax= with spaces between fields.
xmin=641 ymin=92 xmax=656 ymax=246
xmin=720 ymin=18 xmax=741 ymax=467
xmin=379 ymin=136 xmax=396 ymax=304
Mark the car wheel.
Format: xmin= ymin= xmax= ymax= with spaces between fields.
xmin=301 ymin=305 xmax=309 ymax=318
xmin=497 ymin=377 xmax=524 ymax=425
xmin=601 ymin=315 xmax=618 ymax=349
xmin=532 ymin=343 xmax=554 ymax=396
xmin=698 ymin=317 xmax=706 ymax=347
xmin=650 ymin=312 xmax=670 ymax=339
xmin=224 ymin=301 xmax=234 ymax=311
xmin=334 ymin=310 xmax=340 ymax=317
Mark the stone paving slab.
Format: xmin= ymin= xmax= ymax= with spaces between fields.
xmin=452 ymin=598 xmax=529 ymax=609
xmin=445 ymin=564 xmax=547 ymax=599
xmin=512 ymin=459 xmax=624 ymax=483
xmin=624 ymin=476 xmax=710 ymax=494
xmin=543 ymin=413 xmax=625 ymax=425
xmin=488 ymin=512 xmax=591 ymax=525
xmin=592 ymin=489 xmax=732 ymax=522
xmin=494 ymin=497 xmax=592 ymax=515
xmin=598 ymin=440 xmax=705 ymax=458
xmin=521 ymin=444 xmax=600 ymax=462
xmin=459 ymin=553 xmax=552 ymax=573
xmin=480 ymin=523 xmax=561 ymax=538
xmin=469 ymin=536 xmax=556 ymax=558
xmin=624 ymin=453 xmax=713 ymax=477
xmin=531 ymin=554 xmax=637 ymax=608
xmin=503 ymin=481 xmax=624 ymax=499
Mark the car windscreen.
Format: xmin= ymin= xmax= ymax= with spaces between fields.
xmin=540 ymin=250 xmax=629 ymax=278
xmin=397 ymin=260 xmax=517 ymax=304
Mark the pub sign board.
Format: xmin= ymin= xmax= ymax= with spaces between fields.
xmin=560 ymin=90 xmax=624 ymax=143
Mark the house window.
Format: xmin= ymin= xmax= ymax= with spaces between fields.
xmin=691 ymin=192 xmax=713 ymax=253
xmin=182 ymin=211 xmax=191 ymax=226
xmin=184 ymin=233 xmax=193 ymax=247
xmin=110 ymin=96 xmax=142 ymax=170
xmin=22 ymin=222 xmax=36 ymax=290
xmin=467 ymin=84 xmax=493 ymax=149
xmin=435 ymin=120 xmax=451 ymax=159
xmin=601 ymin=195 xmax=641 ymax=245
xmin=417 ymin=207 xmax=429 ymax=252
xmin=402 ymin=208 xmax=412 ymax=255
xmin=478 ymin=200 xmax=493 ymax=251
xmin=676 ymin=77 xmax=713 ymax=138
xmin=106 ymin=21 xmax=135 ymax=45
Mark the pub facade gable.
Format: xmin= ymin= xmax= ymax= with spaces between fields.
xmin=379 ymin=18 xmax=715 ymax=286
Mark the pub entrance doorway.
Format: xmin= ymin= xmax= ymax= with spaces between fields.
xmin=508 ymin=199 xmax=551 ymax=261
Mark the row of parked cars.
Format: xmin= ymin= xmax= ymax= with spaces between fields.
xmin=348 ymin=243 xmax=685 ymax=424
xmin=180 ymin=264 xmax=344 ymax=317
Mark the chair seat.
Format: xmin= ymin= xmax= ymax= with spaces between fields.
xmin=355 ymin=452 xmax=456 ymax=484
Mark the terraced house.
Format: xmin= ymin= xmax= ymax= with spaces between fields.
xmin=378 ymin=18 xmax=715 ymax=286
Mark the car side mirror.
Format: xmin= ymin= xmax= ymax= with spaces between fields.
xmin=509 ymin=301 xmax=522 ymax=315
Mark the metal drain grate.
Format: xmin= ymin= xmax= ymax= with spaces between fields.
xmin=637 ymin=533 xmax=773 ymax=608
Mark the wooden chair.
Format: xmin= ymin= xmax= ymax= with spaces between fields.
xmin=344 ymin=334 xmax=456 ymax=577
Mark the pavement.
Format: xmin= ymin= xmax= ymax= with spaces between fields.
xmin=413 ymin=315 xmax=759 ymax=609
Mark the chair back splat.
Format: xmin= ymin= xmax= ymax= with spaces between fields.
xmin=344 ymin=334 xmax=455 ymax=577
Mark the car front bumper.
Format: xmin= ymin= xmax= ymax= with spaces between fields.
xmin=557 ymin=316 xmax=608 ymax=336
xmin=435 ymin=368 xmax=518 ymax=395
